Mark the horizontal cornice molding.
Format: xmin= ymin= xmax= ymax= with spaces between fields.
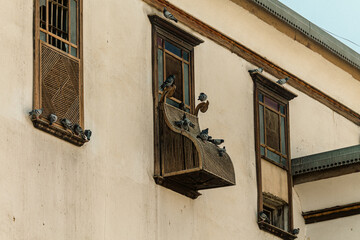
xmin=230 ymin=0 xmax=360 ymax=78
xmin=303 ymin=202 xmax=360 ymax=224
xmin=142 ymin=0 xmax=360 ymax=126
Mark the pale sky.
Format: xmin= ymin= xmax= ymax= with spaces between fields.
xmin=278 ymin=0 xmax=360 ymax=54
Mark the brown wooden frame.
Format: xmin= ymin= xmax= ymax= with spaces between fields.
xmin=39 ymin=0 xmax=79 ymax=57
xmin=157 ymin=38 xmax=192 ymax=111
xmin=33 ymin=0 xmax=85 ymax=146
xmin=303 ymin=202 xmax=360 ymax=224
xmin=151 ymin=16 xmax=197 ymax=114
xmin=149 ymin=15 xmax=203 ymax=187
xmin=252 ymin=73 xmax=297 ymax=239
xmin=258 ymin=92 xmax=288 ymax=169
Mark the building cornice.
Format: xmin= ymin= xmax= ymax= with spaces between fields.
xmin=230 ymin=0 xmax=360 ymax=81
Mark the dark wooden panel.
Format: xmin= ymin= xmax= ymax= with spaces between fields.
xmin=183 ymin=137 xmax=198 ymax=169
xmin=303 ymin=202 xmax=360 ymax=224
xmin=165 ymin=53 xmax=183 ymax=101
xmin=265 ymin=108 xmax=280 ymax=151
xmin=162 ymin=123 xmax=184 ymax=173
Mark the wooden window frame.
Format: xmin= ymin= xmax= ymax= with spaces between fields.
xmin=150 ymin=16 xmax=197 ymax=114
xmin=157 ymin=39 xmax=192 ymax=111
xmin=149 ymin=15 xmax=203 ymax=184
xmin=33 ymin=0 xmax=85 ymax=146
xmin=258 ymin=88 xmax=289 ymax=169
xmin=252 ymin=73 xmax=297 ymax=240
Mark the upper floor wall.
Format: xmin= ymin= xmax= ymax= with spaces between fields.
xmin=0 ymin=0 xmax=359 ymax=240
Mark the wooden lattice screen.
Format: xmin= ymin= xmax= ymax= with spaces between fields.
xmin=40 ymin=42 xmax=81 ymax=125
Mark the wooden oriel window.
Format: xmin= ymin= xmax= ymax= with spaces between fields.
xmin=149 ymin=15 xmax=204 ymax=195
xmin=33 ymin=0 xmax=84 ymax=146
xmin=251 ymin=73 xmax=297 ymax=240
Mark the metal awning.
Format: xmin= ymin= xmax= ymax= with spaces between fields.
xmin=292 ymin=145 xmax=360 ymax=176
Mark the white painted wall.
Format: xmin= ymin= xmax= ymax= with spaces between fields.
xmin=0 ymin=0 xmax=359 ymax=240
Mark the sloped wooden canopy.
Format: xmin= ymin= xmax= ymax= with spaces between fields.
xmin=155 ymin=86 xmax=235 ymax=199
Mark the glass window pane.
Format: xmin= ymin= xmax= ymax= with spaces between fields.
xmin=265 ymin=96 xmax=279 ymax=110
xmin=40 ymin=0 xmax=46 ymax=29
xmin=158 ymin=49 xmax=163 ymax=91
xmin=63 ymin=7 xmax=68 ymax=35
xmin=165 ymin=53 xmax=183 ymax=101
xmin=166 ymin=98 xmax=180 ymax=108
xmin=280 ymin=105 xmax=285 ymax=114
xmin=259 ymin=93 xmax=264 ymax=102
xmin=260 ymin=146 xmax=265 ymax=156
xmin=281 ymin=157 xmax=287 ymax=166
xmin=70 ymin=0 xmax=77 ymax=44
xmin=183 ymin=51 xmax=189 ymax=61
xmin=267 ymin=150 xmax=281 ymax=164
xmin=157 ymin=37 xmax=163 ymax=47
xmin=265 ymin=108 xmax=280 ymax=151
xmin=259 ymin=105 xmax=265 ymax=144
xmin=64 ymin=43 xmax=69 ymax=53
xmin=281 ymin=116 xmax=286 ymax=155
xmin=71 ymin=46 xmax=77 ymax=57
xmin=40 ymin=31 xmax=47 ymax=42
xmin=165 ymin=41 xmax=181 ymax=57
xmin=184 ymin=63 xmax=189 ymax=105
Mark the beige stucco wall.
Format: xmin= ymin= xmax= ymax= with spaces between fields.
xmin=0 ymin=0 xmax=359 ymax=240
xmin=295 ymin=172 xmax=360 ymax=211
xmin=306 ymin=214 xmax=360 ymax=240
xmin=261 ymin=159 xmax=289 ymax=202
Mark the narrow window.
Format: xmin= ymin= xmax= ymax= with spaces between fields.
xmin=251 ymin=72 xmax=297 ymax=239
xmin=33 ymin=0 xmax=84 ymax=146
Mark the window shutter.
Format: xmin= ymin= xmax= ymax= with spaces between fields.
xmin=40 ymin=42 xmax=81 ymax=126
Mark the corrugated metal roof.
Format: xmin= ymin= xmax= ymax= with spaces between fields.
xmin=249 ymin=0 xmax=360 ymax=70
xmin=292 ymin=145 xmax=360 ymax=175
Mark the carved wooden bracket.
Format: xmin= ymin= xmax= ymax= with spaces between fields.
xmin=195 ymin=100 xmax=209 ymax=116
xmin=155 ymin=86 xmax=235 ymax=199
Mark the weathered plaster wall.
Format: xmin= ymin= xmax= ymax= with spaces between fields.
xmin=294 ymin=172 xmax=360 ymax=212
xmin=306 ymin=215 xmax=360 ymax=240
xmin=0 ymin=0 xmax=359 ymax=240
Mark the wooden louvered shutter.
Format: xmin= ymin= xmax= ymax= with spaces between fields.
xmin=40 ymin=43 xmax=81 ymax=125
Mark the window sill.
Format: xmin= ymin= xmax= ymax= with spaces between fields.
xmin=258 ymin=221 xmax=297 ymax=240
xmin=31 ymin=117 xmax=88 ymax=147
